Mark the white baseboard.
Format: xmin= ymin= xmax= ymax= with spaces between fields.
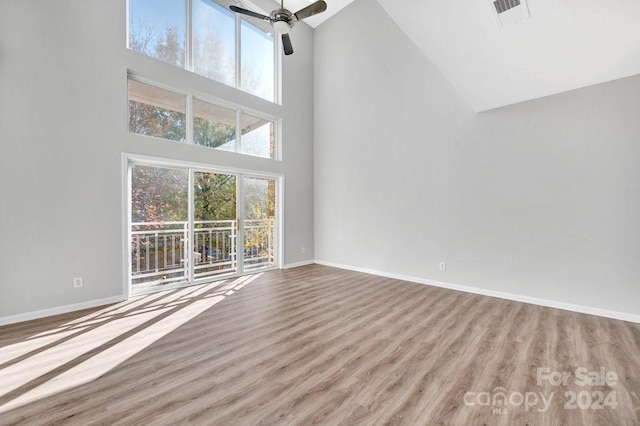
xmin=314 ymin=260 xmax=640 ymax=324
xmin=284 ymin=260 xmax=315 ymax=269
xmin=0 ymin=295 xmax=126 ymax=327
xmin=3 ymin=263 xmax=637 ymax=326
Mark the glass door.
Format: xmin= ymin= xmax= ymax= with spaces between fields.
xmin=243 ymin=177 xmax=276 ymax=271
xmin=129 ymin=162 xmax=279 ymax=294
xmin=130 ymin=165 xmax=190 ymax=292
xmin=193 ymin=171 xmax=237 ymax=279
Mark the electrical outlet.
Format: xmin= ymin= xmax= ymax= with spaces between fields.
xmin=301 ymin=246 xmax=305 ymax=254
xmin=73 ymin=277 xmax=84 ymax=288
xmin=439 ymin=262 xmax=446 ymax=271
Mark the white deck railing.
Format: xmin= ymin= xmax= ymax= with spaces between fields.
xmin=131 ymin=218 xmax=274 ymax=289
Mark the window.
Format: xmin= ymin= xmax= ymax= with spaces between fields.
xmin=241 ymin=18 xmax=275 ymax=100
xmin=130 ymin=165 xmax=189 ymax=288
xmin=193 ymin=0 xmax=236 ymax=86
xmin=128 ymin=0 xmax=277 ymax=102
xmin=128 ymin=0 xmax=187 ymax=68
xmin=243 ymin=176 xmax=276 ymax=271
xmin=193 ymin=99 xmax=236 ymax=151
xmin=241 ymin=112 xmax=275 ymax=158
xmin=128 ymin=78 xmax=278 ymax=159
xmin=128 ymin=80 xmax=186 ymax=142
xmin=129 ymin=161 xmax=279 ymax=294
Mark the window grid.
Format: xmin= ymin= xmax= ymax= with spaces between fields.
xmin=128 ymin=76 xmax=279 ymax=160
xmin=127 ymin=0 xmax=278 ymax=104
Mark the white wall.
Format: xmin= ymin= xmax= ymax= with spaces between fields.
xmin=0 ymin=0 xmax=315 ymax=321
xmin=314 ymin=0 xmax=640 ymax=318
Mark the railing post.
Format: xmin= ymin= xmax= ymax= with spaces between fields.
xmin=231 ymin=219 xmax=236 ymax=271
xmin=154 ymin=232 xmax=159 ymax=273
xmin=184 ymin=221 xmax=189 ymax=278
xmin=269 ymin=218 xmax=274 ymax=265
xmin=163 ymin=235 xmax=167 ymax=269
xmin=135 ymin=235 xmax=140 ymax=273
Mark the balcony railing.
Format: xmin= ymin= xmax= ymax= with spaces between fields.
xmin=131 ymin=218 xmax=274 ymax=290
xmin=244 ymin=219 xmax=275 ymax=271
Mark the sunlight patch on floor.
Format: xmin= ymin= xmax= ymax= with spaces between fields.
xmin=0 ymin=273 xmax=262 ymax=413
xmin=0 ymin=296 xmax=224 ymax=413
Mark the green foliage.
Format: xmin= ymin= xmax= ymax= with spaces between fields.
xmin=243 ymin=178 xmax=275 ymax=258
xmin=128 ymin=17 xmax=273 ymax=151
xmin=194 ymin=173 xmax=236 ymax=221
xmin=129 ymin=101 xmax=186 ymax=142
xmin=244 ymin=178 xmax=275 ymax=219
xmin=131 ymin=166 xmax=188 ymax=223
xmin=194 ymin=117 xmax=235 ymax=149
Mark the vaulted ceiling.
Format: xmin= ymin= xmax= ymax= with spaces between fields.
xmin=283 ymin=0 xmax=353 ymax=28
xmin=290 ymin=0 xmax=640 ymax=112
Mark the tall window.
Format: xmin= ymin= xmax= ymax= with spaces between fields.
xmin=128 ymin=78 xmax=278 ymax=159
xmin=128 ymin=0 xmax=277 ymax=102
xmin=192 ymin=0 xmax=236 ymax=87
xmin=129 ymin=161 xmax=279 ymax=294
xmin=193 ymin=99 xmax=236 ymax=150
xmin=128 ymin=80 xmax=187 ymax=142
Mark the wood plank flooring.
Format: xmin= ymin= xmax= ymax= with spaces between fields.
xmin=0 ymin=264 xmax=639 ymax=425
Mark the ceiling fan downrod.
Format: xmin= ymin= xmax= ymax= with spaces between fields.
xmin=229 ymin=0 xmax=327 ymax=55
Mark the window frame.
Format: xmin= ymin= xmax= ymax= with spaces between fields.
xmin=126 ymin=0 xmax=280 ymax=104
xmin=128 ymin=74 xmax=282 ymax=161
xmin=123 ymin=153 xmax=285 ymax=298
xmin=127 ymin=79 xmax=189 ymax=143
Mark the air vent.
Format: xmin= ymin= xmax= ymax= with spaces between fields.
xmin=493 ymin=0 xmax=521 ymax=14
xmin=487 ymin=0 xmax=529 ymax=27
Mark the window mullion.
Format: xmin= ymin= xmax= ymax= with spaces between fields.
xmin=236 ymin=109 xmax=242 ymax=154
xmin=188 ymin=168 xmax=195 ymax=283
xmin=236 ymin=174 xmax=245 ymax=275
xmin=186 ymin=0 xmax=193 ymax=71
xmin=186 ymin=93 xmax=194 ymax=144
xmin=236 ymin=15 xmax=241 ymax=90
xmin=276 ymin=28 xmax=281 ymax=105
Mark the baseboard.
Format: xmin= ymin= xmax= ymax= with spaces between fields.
xmin=0 ymin=295 xmax=126 ymax=327
xmin=315 ymin=260 xmax=640 ymax=324
xmin=284 ymin=260 xmax=316 ymax=269
xmin=4 ymin=263 xmax=637 ymax=326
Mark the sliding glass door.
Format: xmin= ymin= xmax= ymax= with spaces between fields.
xmin=130 ymin=165 xmax=189 ymax=292
xmin=193 ymin=172 xmax=238 ymax=279
xmin=129 ymin=162 xmax=279 ymax=294
xmin=243 ymin=177 xmax=276 ymax=271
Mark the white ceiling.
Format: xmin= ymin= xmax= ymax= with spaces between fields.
xmin=375 ymin=0 xmax=640 ymax=111
xmin=289 ymin=0 xmax=640 ymax=112
xmin=284 ymin=0 xmax=353 ymax=28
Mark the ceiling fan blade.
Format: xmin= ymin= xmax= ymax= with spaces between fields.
xmin=294 ymin=0 xmax=327 ymax=21
xmin=282 ymin=33 xmax=294 ymax=56
xmin=229 ymin=5 xmax=271 ymax=21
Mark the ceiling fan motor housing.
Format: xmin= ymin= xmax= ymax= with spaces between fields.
xmin=271 ymin=9 xmax=296 ymax=33
xmin=229 ymin=0 xmax=326 ymax=55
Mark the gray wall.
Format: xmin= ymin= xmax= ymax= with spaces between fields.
xmin=314 ymin=0 xmax=640 ymax=316
xmin=0 ymin=0 xmax=315 ymax=320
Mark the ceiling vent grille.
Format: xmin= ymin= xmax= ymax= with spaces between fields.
xmin=494 ymin=0 xmax=521 ymax=14
xmin=487 ymin=0 xmax=530 ymax=27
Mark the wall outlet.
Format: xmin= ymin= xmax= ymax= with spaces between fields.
xmin=301 ymin=246 xmax=305 ymax=254
xmin=73 ymin=277 xmax=84 ymax=288
xmin=439 ymin=261 xmax=446 ymax=271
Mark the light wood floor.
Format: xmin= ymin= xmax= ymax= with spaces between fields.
xmin=1 ymin=265 xmax=639 ymax=425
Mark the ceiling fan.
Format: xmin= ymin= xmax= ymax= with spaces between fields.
xmin=230 ymin=0 xmax=327 ymax=56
